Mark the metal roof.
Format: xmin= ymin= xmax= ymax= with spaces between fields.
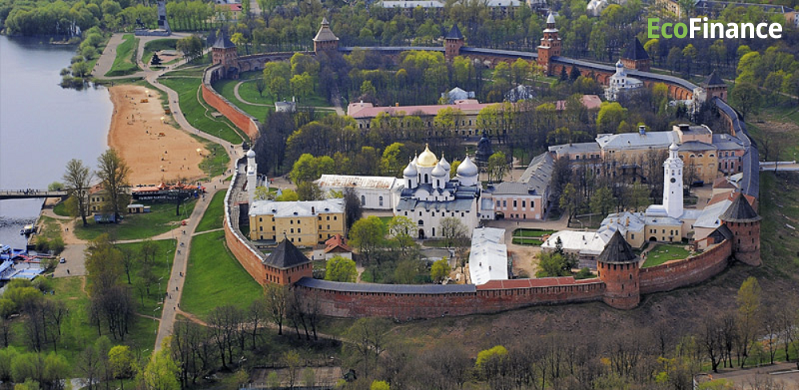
xmin=315 ymin=175 xmax=401 ymax=190
xmin=294 ymin=277 xmax=477 ymax=293
xmin=249 ymin=199 xmax=344 ymax=217
xmin=713 ymin=98 xmax=759 ymax=198
xmin=622 ymin=37 xmax=649 ymax=61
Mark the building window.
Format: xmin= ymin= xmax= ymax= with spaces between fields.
xmin=418 ymin=220 xmax=424 ymax=226
xmin=379 ymin=196 xmax=384 ymax=207
xmin=522 ymin=200 xmax=526 ymax=208
xmin=298 ymin=228 xmax=301 ymax=233
xmin=513 ymin=200 xmax=517 ymax=208
xmin=361 ymin=195 xmax=366 ymax=205
xmin=290 ymin=228 xmax=294 ymax=233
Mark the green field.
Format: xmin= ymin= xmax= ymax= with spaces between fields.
xmin=53 ymin=200 xmax=70 ymax=216
xmin=105 ymin=34 xmax=141 ymax=77
xmin=142 ymin=38 xmax=178 ymax=67
xmin=512 ymin=237 xmax=544 ymax=246
xmin=512 ymin=229 xmax=555 ymax=237
xmin=159 ymin=77 xmax=246 ymax=144
xmin=195 ymin=190 xmax=226 ymax=232
xmin=116 ymin=239 xmax=177 ymax=314
xmin=642 ymin=243 xmax=691 ymax=268
xmin=74 ymin=200 xmax=196 ymax=241
xmin=7 ymin=277 xmax=158 ymax=373
xmin=181 ymin=230 xmax=262 ymax=319
xmin=197 ymin=139 xmax=231 ymax=178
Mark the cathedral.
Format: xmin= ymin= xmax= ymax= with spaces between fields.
xmin=396 ymin=145 xmax=491 ymax=239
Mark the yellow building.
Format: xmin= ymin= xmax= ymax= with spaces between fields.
xmin=249 ymin=199 xmax=346 ymax=246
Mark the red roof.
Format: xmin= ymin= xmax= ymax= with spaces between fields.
xmin=555 ymin=95 xmax=602 ymax=111
xmin=476 ymin=276 xmax=593 ymax=290
xmin=347 ymin=99 xmax=496 ymax=118
xmin=707 ymin=191 xmax=755 ymax=208
xmin=324 ymin=234 xmax=352 ymax=254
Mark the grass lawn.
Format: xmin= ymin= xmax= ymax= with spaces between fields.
xmin=142 ymin=38 xmax=178 ymax=67
xmin=197 ymin=139 xmax=231 ymax=178
xmin=116 ymin=239 xmax=177 ymax=315
xmin=74 ymin=200 xmax=196 ymax=241
xmin=642 ymin=243 xmax=690 ymax=268
xmin=195 ymin=190 xmax=226 ymax=232
xmin=181 ymin=230 xmax=262 ymax=319
xmin=513 ymin=229 xmax=555 ymax=237
xmin=512 ymin=237 xmax=544 ymax=246
xmin=159 ymin=77 xmax=246 ymax=144
xmin=7 ymin=277 xmax=158 ymax=373
xmin=53 ymin=200 xmax=70 ymax=216
xmin=105 ymin=34 xmax=141 ymax=77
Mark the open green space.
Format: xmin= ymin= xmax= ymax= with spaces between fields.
xmin=116 ymin=239 xmax=177 ymax=314
xmin=197 ymin=138 xmax=231 ymax=178
xmin=642 ymin=243 xmax=691 ymax=268
xmin=105 ymin=34 xmax=141 ymax=77
xmin=7 ymin=277 xmax=158 ymax=373
xmin=159 ymin=77 xmax=246 ymax=144
xmin=758 ymin=172 xmax=799 ymax=276
xmin=142 ymin=38 xmax=178 ymax=67
xmin=74 ymin=200 xmax=196 ymax=241
xmin=195 ymin=190 xmax=226 ymax=232
xmin=512 ymin=237 xmax=544 ymax=246
xmin=53 ymin=200 xmax=70 ymax=216
xmin=512 ymin=228 xmax=555 ymax=237
xmin=181 ymin=230 xmax=262 ymax=319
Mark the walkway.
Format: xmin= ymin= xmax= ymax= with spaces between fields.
xmin=92 ymin=32 xmax=192 ymax=80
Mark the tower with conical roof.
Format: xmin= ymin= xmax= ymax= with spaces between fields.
xmin=701 ymin=71 xmax=728 ymax=102
xmin=444 ymin=24 xmax=465 ymax=62
xmin=720 ymin=193 xmax=761 ymax=266
xmin=263 ymin=238 xmax=313 ymax=285
xmin=597 ymin=231 xmax=640 ymax=309
xmin=212 ymin=30 xmax=239 ymax=77
xmin=313 ymin=17 xmax=339 ymax=54
xmin=620 ymin=37 xmax=650 ymax=71
xmin=536 ymin=12 xmax=561 ymax=75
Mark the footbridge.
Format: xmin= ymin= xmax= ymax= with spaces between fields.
xmin=0 ymin=190 xmax=68 ymax=200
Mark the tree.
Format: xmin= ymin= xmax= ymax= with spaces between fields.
xmin=559 ymin=183 xmax=578 ymax=219
xmin=380 ymin=142 xmax=405 ymax=176
xmin=150 ymin=53 xmax=162 ymax=66
xmin=343 ymin=187 xmax=362 ymax=231
xmin=730 ymin=83 xmax=761 ymax=119
xmin=736 ymin=277 xmax=761 ymax=368
xmin=176 ymin=35 xmax=203 ymax=62
xmin=487 ymin=151 xmax=509 ymax=183
xmin=370 ymin=381 xmax=390 ymax=390
xmin=255 ymin=79 xmax=266 ymax=97
xmin=62 ymin=159 xmax=92 ymax=226
xmin=536 ymin=251 xmax=574 ymax=277
xmin=96 ymin=149 xmax=130 ymax=222
xmin=283 ymin=350 xmax=301 ymax=389
xmin=264 ymin=283 xmax=288 ymax=335
xmin=439 ymin=217 xmax=467 ymax=248
xmin=475 ymin=345 xmax=508 ymax=380
xmin=325 ymin=256 xmax=357 ymax=282
xmin=275 ymin=189 xmax=299 ymax=201
xmin=296 ymin=181 xmax=323 ymax=201
xmin=139 ymin=338 xmax=180 ymax=390
xmin=596 ymin=102 xmax=627 ymax=134
xmin=430 ymin=259 xmax=451 ymax=283
xmin=349 ymin=216 xmax=385 ymax=264
xmin=108 ymin=346 xmax=135 ymax=390
xmin=386 ymin=216 xmax=416 ymax=255
xmin=347 ymin=318 xmax=387 ymax=378
xmin=590 ymin=186 xmax=615 ymax=216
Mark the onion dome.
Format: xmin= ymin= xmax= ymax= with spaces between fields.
xmin=457 ymin=156 xmax=478 ymax=177
xmin=246 ymin=149 xmax=256 ymax=158
xmin=547 ymin=12 xmax=555 ymax=24
xmin=669 ymin=142 xmax=679 ymax=152
xmin=438 ymin=155 xmax=451 ymax=173
xmin=417 ymin=144 xmax=438 ymax=168
xmin=403 ymin=157 xmax=418 ymax=177
xmin=432 ymin=162 xmax=447 ymax=178
xmin=616 ymin=60 xmax=624 ymax=69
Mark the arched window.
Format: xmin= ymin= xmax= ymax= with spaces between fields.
xmin=379 ymin=196 xmax=384 ymax=207
xmin=424 ymin=174 xmax=429 ymax=183
xmin=418 ymin=220 xmax=424 ymax=226
xmin=361 ymin=195 xmax=366 ymax=205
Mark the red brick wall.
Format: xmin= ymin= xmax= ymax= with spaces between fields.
xmin=225 ymin=221 xmax=267 ymax=285
xmin=201 ymin=82 xmax=260 ymax=141
xmin=639 ymin=239 xmax=732 ymax=294
xmin=296 ymin=281 xmax=605 ymax=319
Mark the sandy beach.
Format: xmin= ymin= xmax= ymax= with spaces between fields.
xmin=108 ymin=85 xmax=206 ymax=185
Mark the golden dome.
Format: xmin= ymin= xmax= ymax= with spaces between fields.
xmin=416 ymin=144 xmax=438 ymax=168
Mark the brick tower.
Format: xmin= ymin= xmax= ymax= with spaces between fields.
xmin=212 ymin=31 xmax=239 ymax=78
xmin=621 ymin=37 xmax=650 ymax=71
xmin=719 ymin=193 xmax=761 ymax=266
xmin=444 ymin=24 xmax=465 ymax=62
xmin=537 ymin=12 xmax=561 ymax=75
xmin=701 ymin=71 xmax=728 ymax=102
xmin=313 ymin=17 xmax=339 ymax=54
xmin=597 ymin=231 xmax=640 ymax=309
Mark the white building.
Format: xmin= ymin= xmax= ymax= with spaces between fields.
xmin=314 ymin=174 xmax=404 ymax=210
xmin=441 ymin=87 xmax=475 ymax=104
xmin=604 ymin=60 xmax=643 ymax=101
xmin=587 ymin=0 xmax=608 ymax=16
xmin=542 ymin=230 xmax=608 ymax=268
xmin=396 ymin=145 xmax=484 ymax=239
xmin=469 ymin=227 xmax=509 ymax=285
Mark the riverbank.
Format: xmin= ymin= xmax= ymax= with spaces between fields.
xmin=107 ymin=85 xmax=207 ymax=185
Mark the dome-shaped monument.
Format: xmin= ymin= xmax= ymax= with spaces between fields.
xmin=417 ymin=144 xmax=439 ymax=168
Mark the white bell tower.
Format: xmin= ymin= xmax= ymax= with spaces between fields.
xmin=246 ymin=149 xmax=258 ymax=204
xmin=663 ymin=142 xmax=683 ymax=219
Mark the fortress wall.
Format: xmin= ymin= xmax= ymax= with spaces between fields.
xmin=639 ymin=239 xmax=732 ymax=294
xmin=200 ymin=82 xmax=260 ymax=141
xmin=224 ymin=158 xmax=267 ymax=285
xmin=296 ymin=281 xmax=605 ymax=319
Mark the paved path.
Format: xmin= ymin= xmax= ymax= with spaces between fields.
xmin=93 ymin=32 xmax=194 ymax=80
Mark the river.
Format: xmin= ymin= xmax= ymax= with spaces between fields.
xmin=0 ymin=35 xmax=113 ymax=249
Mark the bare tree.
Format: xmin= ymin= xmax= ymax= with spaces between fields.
xmin=96 ymin=149 xmax=131 ymax=222
xmin=347 ymin=318 xmax=388 ymax=379
xmin=264 ymin=283 xmax=288 ymax=335
xmin=208 ymin=305 xmax=243 ymax=369
xmin=62 ymin=158 xmax=93 ymax=226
